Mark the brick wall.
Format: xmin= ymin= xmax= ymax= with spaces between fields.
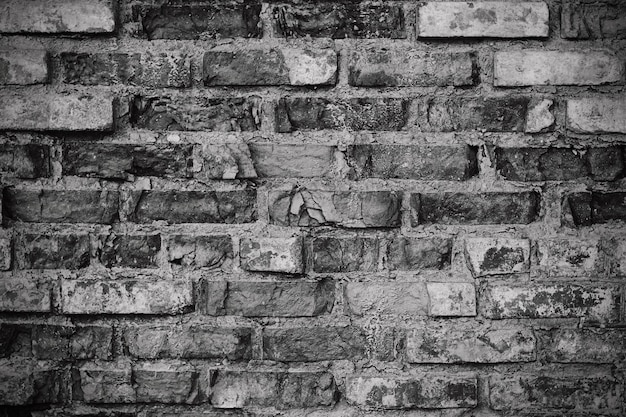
xmin=0 ymin=0 xmax=625 ymax=416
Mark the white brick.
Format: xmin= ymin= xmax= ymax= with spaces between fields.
xmin=567 ymin=98 xmax=626 ymax=134
xmin=0 ymin=49 xmax=48 ymax=85
xmin=427 ymin=282 xmax=476 ymax=317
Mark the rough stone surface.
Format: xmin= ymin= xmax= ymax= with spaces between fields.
xmin=32 ymin=325 xmax=112 ymax=360
xmin=249 ymin=144 xmax=335 ymax=178
xmin=16 ymin=233 xmax=90 ymax=269
xmin=538 ymin=328 xmax=626 ymax=363
xmin=308 ymin=236 xmax=379 ymax=273
xmin=525 ymin=99 xmax=555 ymax=133
xmin=0 ymin=360 xmax=66 ymax=405
xmin=561 ymin=3 xmax=626 ymax=39
xmin=567 ymin=98 xmax=626 ymax=133
xmin=0 ymin=144 xmax=50 ymax=178
xmin=426 ymin=283 xmax=476 ymax=317
xmin=387 ymin=237 xmax=452 ymax=271
xmin=196 ymin=143 xmax=256 ymax=180
xmin=348 ymin=50 xmax=475 ymax=87
xmin=134 ymin=362 xmax=199 ymax=404
xmin=0 ymin=278 xmax=51 ymax=313
xmin=344 ymin=282 xmax=429 ymax=316
xmin=0 ymin=49 xmax=48 ymax=84
xmin=269 ymin=190 xmax=401 ymax=228
xmin=166 ymin=235 xmax=233 ymax=269
xmin=417 ymin=2 xmax=549 ymax=38
xmin=77 ymin=362 xmax=135 ymax=403
xmin=0 ymin=236 xmax=11 ymax=270
xmin=346 ymin=374 xmax=477 ymax=409
xmin=99 ymin=234 xmax=161 ymax=268
xmin=536 ymin=239 xmax=600 ymax=276
xmin=61 ymin=278 xmax=193 ymax=315
xmin=240 ymin=237 xmax=303 ymax=274
xmin=406 ymin=327 xmax=536 ymax=363
xmin=204 ymin=48 xmax=337 ymax=86
xmin=464 ymin=238 xmax=530 ymax=276
xmin=566 ymin=191 xmax=626 ymax=226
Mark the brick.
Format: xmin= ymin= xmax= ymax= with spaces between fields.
xmin=0 ymin=49 xmax=48 ymax=84
xmin=0 ymin=278 xmax=51 ymax=313
xmin=263 ymin=326 xmax=394 ymax=362
xmin=32 ymin=325 xmax=113 ymax=360
xmin=566 ymin=191 xmax=626 ymax=226
xmin=204 ymin=48 xmax=336 ymax=86
xmin=99 ymin=234 xmax=161 ymax=268
xmin=131 ymin=96 xmax=261 ymax=131
xmin=134 ymin=362 xmax=199 ymax=404
xmin=538 ymin=328 xmax=626 ymax=363
xmin=0 ymin=92 xmax=113 ymax=131
xmin=0 ymin=144 xmax=50 ymax=178
xmin=137 ymin=3 xmax=261 ymax=40
xmin=63 ymin=142 xmax=193 ymax=180
xmin=387 ymin=237 xmax=452 ymax=271
xmin=407 ymin=327 xmax=535 ymax=364
xmin=567 ymin=98 xmax=626 ymax=133
xmin=536 ymin=239 xmax=600 ymax=276
xmin=199 ymin=279 xmax=334 ymax=317
xmin=479 ymin=284 xmax=620 ymax=322
xmin=495 ymin=147 xmax=625 ymax=181
xmin=0 ymin=236 xmax=11 ymax=270
xmin=494 ymin=51 xmax=623 ymax=86
xmin=131 ymin=190 xmax=256 ymax=224
xmin=344 ymin=282 xmax=429 ymax=316
xmin=210 ymin=370 xmax=336 ymax=408
xmin=77 ymin=362 xmax=135 ymax=403
xmin=0 ymin=0 xmax=115 ymax=33
xmin=412 ymin=192 xmax=540 ymax=225
xmin=16 ymin=233 xmax=90 ymax=270
xmin=60 ymin=52 xmax=191 ymax=87
xmin=489 ymin=375 xmax=622 ymax=411
xmin=308 ymin=236 xmax=379 ymax=273
xmin=249 ymin=144 xmax=335 ymax=178
xmin=603 ymin=238 xmax=626 ymax=277
xmin=346 ymin=145 xmax=478 ymax=180
xmin=562 ymin=3 xmax=626 ymax=39
xmin=427 ymin=283 xmax=476 ymax=317
xmin=3 ymin=188 xmax=119 ymax=224
xmin=349 ymin=50 xmax=474 ymax=87
xmin=0 ymin=360 xmax=66 ymax=405
xmin=273 ymin=3 xmax=405 ymax=39
xmin=464 ymin=238 xmax=530 ymax=276
xmin=525 ymin=99 xmax=555 ymax=133
xmin=240 ymin=237 xmax=303 ymax=274
xmin=124 ymin=325 xmax=251 ymax=360
xmin=346 ymin=374 xmax=477 ymax=409
xmin=275 ymin=97 xmax=409 ymax=132
xmin=61 ymin=278 xmax=193 ymax=315
xmin=269 ymin=190 xmax=401 ymax=228
xmin=196 ymin=143 xmax=256 ymax=180
xmin=166 ymin=235 xmax=233 ymax=269
xmin=417 ymin=2 xmax=549 ymax=38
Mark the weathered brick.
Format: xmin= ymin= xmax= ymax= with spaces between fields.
xmin=16 ymin=233 xmax=90 ymax=270
xmin=349 ymin=50 xmax=475 ymax=87
xmin=417 ymin=2 xmax=549 ymax=38
xmin=0 ymin=0 xmax=115 ymax=33
xmin=480 ymin=284 xmax=620 ymax=322
xmin=489 ymin=375 xmax=623 ymax=411
xmin=131 ymin=190 xmax=256 ymax=224
xmin=124 ymin=325 xmax=251 ymax=360
xmin=407 ymin=327 xmax=535 ymax=363
xmin=3 ymin=188 xmax=119 ymax=224
xmin=464 ymin=238 xmax=530 ymax=276
xmin=61 ymin=278 xmax=193 ymax=315
xmin=536 ymin=239 xmax=600 ymax=276
xmin=525 ymin=98 xmax=555 ymax=133
xmin=567 ymin=98 xmax=626 ymax=133
xmin=77 ymin=362 xmax=135 ymax=403
xmin=204 ymin=48 xmax=336 ymax=86
xmin=60 ymin=52 xmax=191 ymax=87
xmin=99 ymin=234 xmax=161 ymax=268
xmin=0 ymin=278 xmax=51 ymax=313
xmin=275 ymin=97 xmax=409 ymax=132
xmin=427 ymin=283 xmax=476 ymax=317
xmin=346 ymin=145 xmax=478 ymax=180
xmin=199 ymin=279 xmax=334 ymax=317
xmin=603 ymin=238 xmax=626 ymax=277
xmin=346 ymin=374 xmax=477 ymax=409
xmin=63 ymin=142 xmax=193 ymax=180
xmin=494 ymin=51 xmax=623 ymax=86
xmin=387 ymin=237 xmax=452 ymax=271
xmin=308 ymin=236 xmax=379 ymax=273
xmin=495 ymin=147 xmax=625 ymax=181
xmin=344 ymin=282 xmax=428 ymax=316
xmin=0 ymin=236 xmax=11 ymax=270
xmin=131 ymin=96 xmax=261 ymax=131
xmin=561 ymin=3 xmax=626 ymax=39
xmin=0 ymin=360 xmax=66 ymax=405
xmin=0 ymin=49 xmax=48 ymax=85
xmin=166 ymin=235 xmax=233 ymax=269
xmin=138 ymin=3 xmax=262 ymax=40
xmin=269 ymin=190 xmax=401 ymax=228
xmin=412 ymin=192 xmax=540 ymax=225
xmin=565 ymin=191 xmax=626 ymax=226
xmin=0 ymin=144 xmax=50 ymax=178
xmin=210 ymin=370 xmax=336 ymax=408
xmin=538 ymin=328 xmax=626 ymax=363
xmin=263 ymin=326 xmax=394 ymax=362
xmin=0 ymin=92 xmax=113 ymax=131
xmin=134 ymin=362 xmax=199 ymax=404
xmin=240 ymin=237 xmax=303 ymax=274
xmin=32 ymin=325 xmax=113 ymax=360
xmin=249 ymin=144 xmax=335 ymax=178
xmin=196 ymin=143 xmax=256 ymax=180
xmin=273 ymin=3 xmax=405 ymax=39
